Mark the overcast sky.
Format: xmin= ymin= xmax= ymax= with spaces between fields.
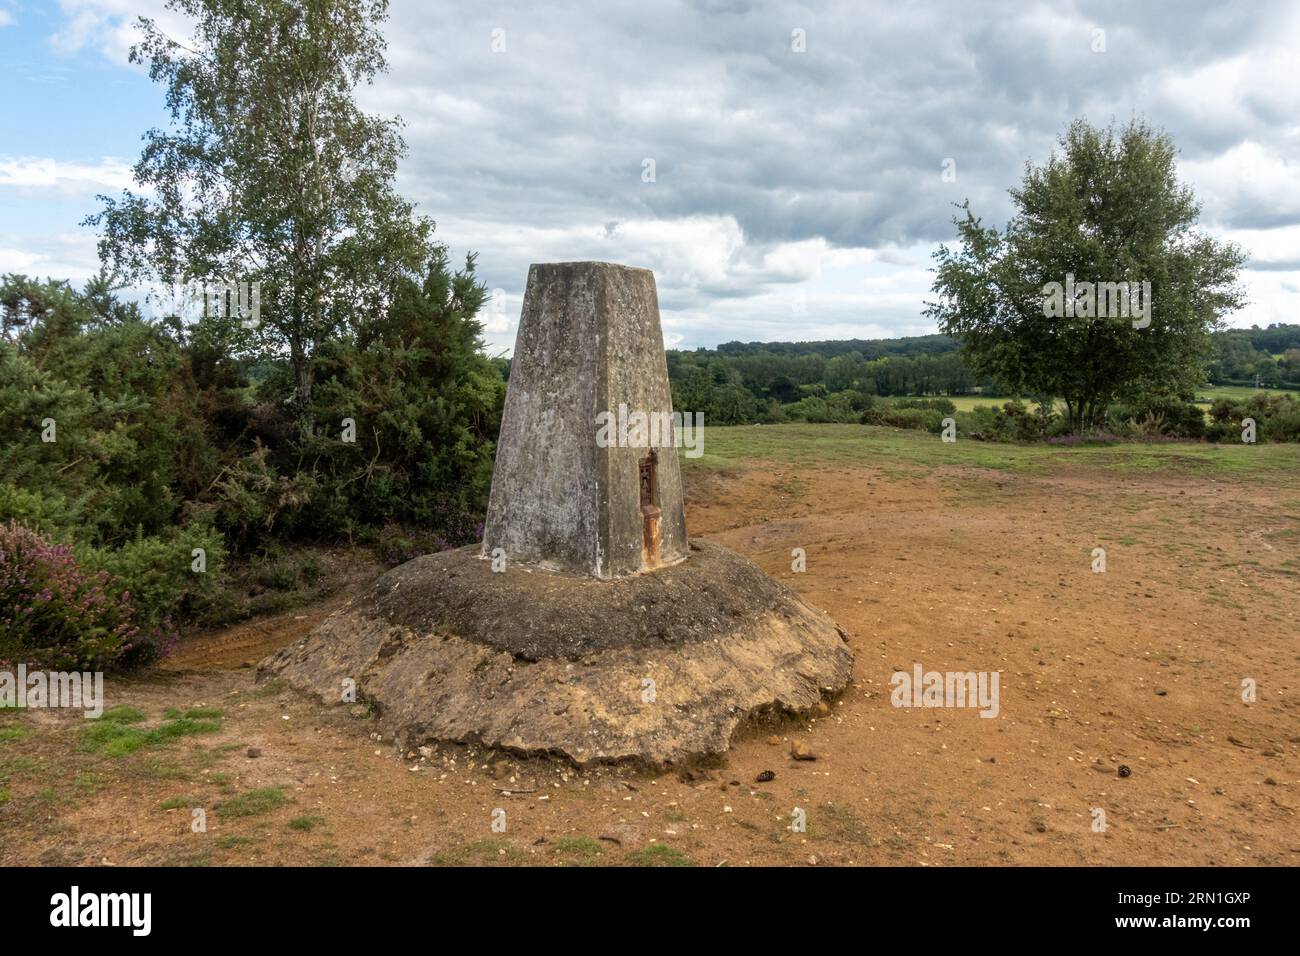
xmin=2 ymin=0 xmax=1298 ymax=352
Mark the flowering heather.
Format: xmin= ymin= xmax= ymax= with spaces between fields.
xmin=0 ymin=521 xmax=170 ymax=670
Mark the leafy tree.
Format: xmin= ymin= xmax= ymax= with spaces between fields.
xmin=1247 ymin=323 xmax=1300 ymax=356
xmin=926 ymin=118 xmax=1246 ymax=432
xmin=86 ymin=0 xmax=433 ymax=439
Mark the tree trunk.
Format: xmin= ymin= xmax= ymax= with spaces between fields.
xmin=291 ymin=347 xmax=314 ymax=441
xmin=1064 ymin=398 xmax=1080 ymax=434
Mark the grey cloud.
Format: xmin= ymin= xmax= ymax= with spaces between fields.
xmin=1248 ymin=259 xmax=1300 ymax=272
xmin=311 ymin=1 xmax=1300 ymax=342
xmin=380 ymin=1 xmax=1298 ymax=247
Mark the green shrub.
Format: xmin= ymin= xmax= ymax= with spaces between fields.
xmin=956 ymin=405 xmax=1003 ymax=440
xmin=860 ymin=401 xmax=946 ymax=432
xmin=893 ymin=396 xmax=957 ymax=416
xmin=786 ymin=393 xmax=861 ymax=423
xmin=281 ymin=251 xmax=504 ymax=543
xmin=1205 ymin=393 xmax=1300 ymax=442
xmin=1108 ymin=396 xmax=1206 ymax=438
xmin=212 ymin=443 xmax=313 ymax=548
xmin=0 ymin=280 xmax=228 ymax=547
xmin=0 ymin=483 xmax=80 ymax=537
xmin=298 ymin=553 xmax=322 ymax=585
xmin=955 ymin=401 xmax=1053 ymax=442
xmin=79 ymin=526 xmax=224 ymax=630
xmin=249 ymin=548 xmax=300 ymax=591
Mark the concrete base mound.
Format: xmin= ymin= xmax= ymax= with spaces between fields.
xmin=259 ymin=540 xmax=853 ymax=765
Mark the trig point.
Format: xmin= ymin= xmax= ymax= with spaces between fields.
xmin=483 ymin=262 xmax=688 ymax=578
xmin=263 ymin=262 xmax=853 ymax=765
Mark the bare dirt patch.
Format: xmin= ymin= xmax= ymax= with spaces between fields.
xmin=3 ymin=449 xmax=1297 ymax=866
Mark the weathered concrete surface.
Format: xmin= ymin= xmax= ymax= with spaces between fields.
xmin=318 ymin=540 xmax=811 ymax=661
xmin=260 ymin=541 xmax=853 ymax=765
xmin=482 ymin=262 xmax=687 ymax=579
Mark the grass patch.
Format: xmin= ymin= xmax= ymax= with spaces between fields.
xmin=1194 ymin=384 xmax=1299 ymax=404
xmin=100 ymin=705 xmax=147 ymax=724
xmin=0 ymin=756 xmax=37 ymax=775
xmin=159 ymin=796 xmax=190 ymax=810
xmin=74 ymin=769 xmax=106 ymax=795
xmin=0 ymin=727 xmax=28 ymax=742
xmin=427 ymin=839 xmax=524 ymax=866
xmin=81 ymin=707 xmax=221 ymax=758
xmin=219 ymin=787 xmax=289 ymax=818
xmin=0 ymin=789 xmax=9 ymax=804
xmin=288 ymin=815 xmax=325 ymax=832
xmin=625 ymin=843 xmax=695 ymax=867
xmin=682 ymin=422 xmax=1300 ymax=481
xmin=550 ymin=836 xmax=603 ymax=863
xmin=163 ymin=707 xmax=224 ymax=720
xmin=214 ymin=835 xmax=256 ymax=850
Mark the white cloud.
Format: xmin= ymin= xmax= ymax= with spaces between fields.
xmin=1180 ymin=142 xmax=1300 ymax=229
xmin=0 ymin=231 xmax=101 ymax=280
xmin=50 ymin=0 xmax=175 ymax=62
xmin=431 ymin=210 xmax=941 ymax=352
xmin=0 ymin=156 xmax=135 ymax=195
xmin=1233 ymin=268 xmax=1300 ymax=328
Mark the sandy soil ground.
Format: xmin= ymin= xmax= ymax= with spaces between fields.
xmin=2 ymin=451 xmax=1297 ymax=866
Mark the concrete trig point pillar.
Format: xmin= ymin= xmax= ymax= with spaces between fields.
xmin=483 ymin=261 xmax=689 ymax=578
xmin=267 ymin=261 xmax=851 ymax=764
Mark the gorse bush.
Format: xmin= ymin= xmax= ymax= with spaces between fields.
xmin=210 ymin=442 xmax=314 ymax=550
xmin=77 ymin=525 xmax=225 ymax=630
xmin=288 ymin=250 xmax=504 ymax=542
xmin=0 ymin=521 xmax=170 ymax=670
xmin=1204 ymin=393 xmax=1300 ymax=443
xmin=0 ymin=482 xmax=79 ymax=537
xmin=1107 ymin=395 xmax=1207 ymax=439
xmin=0 ymin=275 xmax=223 ymax=546
xmin=0 ymin=275 xmax=236 ymax=643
